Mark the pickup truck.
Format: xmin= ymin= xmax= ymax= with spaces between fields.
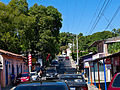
xmin=108 ymin=73 xmax=120 ymax=90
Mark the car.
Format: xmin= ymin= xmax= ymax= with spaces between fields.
xmin=62 ymin=53 xmax=67 ymax=57
xmin=46 ymin=69 xmax=58 ymax=79
xmin=13 ymin=81 xmax=70 ymax=90
xmin=30 ymin=72 xmax=39 ymax=81
xmin=59 ymin=74 xmax=88 ymax=90
xmin=57 ymin=56 xmax=64 ymax=62
xmin=16 ymin=72 xmax=30 ymax=84
xmin=108 ymin=73 xmax=120 ymax=90
xmin=51 ymin=60 xmax=59 ymax=67
xmin=65 ymin=68 xmax=77 ymax=74
xmin=65 ymin=56 xmax=70 ymax=60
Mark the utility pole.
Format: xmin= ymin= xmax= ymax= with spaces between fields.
xmin=76 ymin=35 xmax=79 ymax=65
xmin=73 ymin=39 xmax=74 ymax=52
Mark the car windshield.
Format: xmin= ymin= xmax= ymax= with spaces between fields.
xmin=112 ymin=74 xmax=120 ymax=87
xmin=15 ymin=85 xmax=66 ymax=90
xmin=46 ymin=69 xmax=56 ymax=73
xmin=51 ymin=61 xmax=58 ymax=64
xmin=30 ymin=73 xmax=37 ymax=76
xmin=18 ymin=73 xmax=29 ymax=78
xmin=61 ymin=75 xmax=83 ymax=79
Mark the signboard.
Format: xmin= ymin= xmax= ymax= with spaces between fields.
xmin=46 ymin=54 xmax=50 ymax=61
xmin=0 ymin=55 xmax=3 ymax=69
xmin=89 ymin=62 xmax=93 ymax=67
xmin=106 ymin=64 xmax=111 ymax=69
xmin=105 ymin=58 xmax=111 ymax=64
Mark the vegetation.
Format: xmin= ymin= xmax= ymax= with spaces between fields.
xmin=0 ymin=0 xmax=120 ymax=63
xmin=0 ymin=0 xmax=62 ymax=62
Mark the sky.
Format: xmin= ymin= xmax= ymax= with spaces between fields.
xmin=1 ymin=0 xmax=120 ymax=36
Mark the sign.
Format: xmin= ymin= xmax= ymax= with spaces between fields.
xmin=46 ymin=54 xmax=50 ymax=61
xmin=28 ymin=53 xmax=32 ymax=66
xmin=89 ymin=62 xmax=93 ymax=67
xmin=0 ymin=55 xmax=3 ymax=69
xmin=105 ymin=58 xmax=111 ymax=64
xmin=106 ymin=64 xmax=111 ymax=69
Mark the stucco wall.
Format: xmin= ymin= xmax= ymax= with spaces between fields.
xmin=0 ymin=55 xmax=28 ymax=87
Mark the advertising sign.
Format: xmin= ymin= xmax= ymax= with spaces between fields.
xmin=105 ymin=58 xmax=111 ymax=64
xmin=106 ymin=64 xmax=111 ymax=69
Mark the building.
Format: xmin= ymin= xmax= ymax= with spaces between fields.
xmin=80 ymin=36 xmax=120 ymax=90
xmin=0 ymin=49 xmax=28 ymax=87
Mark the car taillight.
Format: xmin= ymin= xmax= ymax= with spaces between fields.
xmin=81 ymin=87 xmax=88 ymax=90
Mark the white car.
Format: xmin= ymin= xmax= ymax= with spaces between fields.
xmin=30 ymin=72 xmax=39 ymax=81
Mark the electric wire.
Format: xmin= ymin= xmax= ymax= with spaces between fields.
xmin=88 ymin=0 xmax=112 ymax=35
xmin=103 ymin=14 xmax=115 ymax=29
xmin=86 ymin=0 xmax=102 ymax=35
xmin=105 ymin=6 xmax=120 ymax=30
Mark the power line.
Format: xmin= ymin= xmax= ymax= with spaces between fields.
xmin=88 ymin=0 xmax=112 ymax=35
xmin=88 ymin=0 xmax=108 ymax=34
xmin=103 ymin=14 xmax=115 ymax=29
xmin=86 ymin=0 xmax=102 ymax=35
xmin=105 ymin=6 xmax=120 ymax=30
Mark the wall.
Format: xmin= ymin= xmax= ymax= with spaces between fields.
xmin=0 ymin=55 xmax=28 ymax=87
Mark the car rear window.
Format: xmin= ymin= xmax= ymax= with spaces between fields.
xmin=61 ymin=75 xmax=83 ymax=79
xmin=112 ymin=74 xmax=120 ymax=87
xmin=15 ymin=85 xmax=66 ymax=90
xmin=18 ymin=73 xmax=29 ymax=77
xmin=46 ymin=69 xmax=56 ymax=73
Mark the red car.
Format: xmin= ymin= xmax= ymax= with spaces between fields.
xmin=108 ymin=73 xmax=120 ymax=90
xmin=16 ymin=72 xmax=30 ymax=84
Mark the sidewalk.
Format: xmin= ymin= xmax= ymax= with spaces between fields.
xmin=88 ymin=84 xmax=98 ymax=90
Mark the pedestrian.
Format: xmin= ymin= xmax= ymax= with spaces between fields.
xmin=38 ymin=69 xmax=42 ymax=78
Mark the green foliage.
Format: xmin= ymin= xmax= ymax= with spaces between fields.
xmin=0 ymin=1 xmax=62 ymax=62
xmin=108 ymin=42 xmax=120 ymax=54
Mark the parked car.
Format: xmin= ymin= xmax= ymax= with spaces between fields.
xmin=16 ymin=72 xmax=30 ymax=84
xmin=13 ymin=81 xmax=70 ymax=90
xmin=59 ymin=74 xmax=88 ymax=90
xmin=30 ymin=72 xmax=39 ymax=81
xmin=46 ymin=69 xmax=58 ymax=79
xmin=65 ymin=56 xmax=69 ymax=60
xmin=62 ymin=53 xmax=67 ymax=57
xmin=51 ymin=60 xmax=59 ymax=67
xmin=108 ymin=73 xmax=120 ymax=90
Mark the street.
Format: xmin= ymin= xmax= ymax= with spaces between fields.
xmin=1 ymin=56 xmax=99 ymax=90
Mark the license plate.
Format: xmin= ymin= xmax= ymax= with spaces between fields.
xmin=70 ymin=87 xmax=75 ymax=90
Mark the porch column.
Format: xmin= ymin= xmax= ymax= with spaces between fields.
xmin=0 ymin=70 xmax=1 ymax=90
xmin=103 ymin=59 xmax=107 ymax=90
xmin=88 ymin=67 xmax=90 ymax=84
xmin=93 ymin=62 xmax=97 ymax=87
xmin=97 ymin=61 xmax=101 ymax=90
xmin=90 ymin=62 xmax=93 ymax=85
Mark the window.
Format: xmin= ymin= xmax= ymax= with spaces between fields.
xmin=15 ymin=85 xmax=66 ymax=90
xmin=112 ymin=74 xmax=120 ymax=87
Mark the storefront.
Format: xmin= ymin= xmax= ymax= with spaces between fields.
xmin=0 ymin=49 xmax=28 ymax=87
